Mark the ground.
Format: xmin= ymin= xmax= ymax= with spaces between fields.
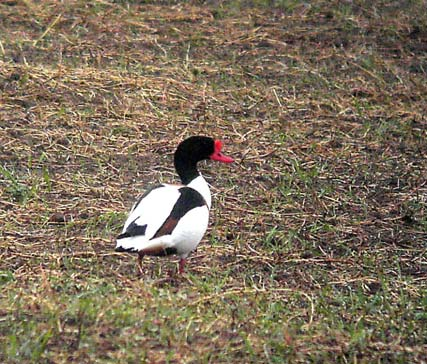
xmin=0 ymin=0 xmax=426 ymax=363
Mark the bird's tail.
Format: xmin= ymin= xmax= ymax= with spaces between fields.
xmin=115 ymin=235 xmax=173 ymax=254
xmin=115 ymin=235 xmax=143 ymax=252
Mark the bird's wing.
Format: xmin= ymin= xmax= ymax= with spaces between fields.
xmin=152 ymin=186 xmax=206 ymax=235
xmin=121 ymin=184 xmax=181 ymax=240
xmin=116 ymin=185 xmax=207 ymax=254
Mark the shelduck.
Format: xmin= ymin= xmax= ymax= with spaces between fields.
xmin=115 ymin=136 xmax=234 ymax=274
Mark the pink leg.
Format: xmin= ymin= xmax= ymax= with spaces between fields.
xmin=178 ymin=258 xmax=186 ymax=274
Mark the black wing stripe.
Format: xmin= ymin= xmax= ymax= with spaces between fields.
xmin=117 ymin=217 xmax=147 ymax=239
xmin=152 ymin=187 xmax=206 ymax=239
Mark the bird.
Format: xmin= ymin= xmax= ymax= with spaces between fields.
xmin=115 ymin=136 xmax=234 ymax=274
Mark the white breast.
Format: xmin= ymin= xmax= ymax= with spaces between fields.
xmin=170 ymin=205 xmax=210 ymax=257
xmin=187 ymin=175 xmax=211 ymax=209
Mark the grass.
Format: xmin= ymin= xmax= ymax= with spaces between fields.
xmin=1 ymin=0 xmax=426 ymax=362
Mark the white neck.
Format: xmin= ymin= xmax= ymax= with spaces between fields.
xmin=187 ymin=174 xmax=211 ymax=209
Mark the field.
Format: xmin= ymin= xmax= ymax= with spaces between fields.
xmin=1 ymin=0 xmax=426 ymax=362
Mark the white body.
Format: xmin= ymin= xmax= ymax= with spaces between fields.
xmin=115 ymin=175 xmax=211 ymax=258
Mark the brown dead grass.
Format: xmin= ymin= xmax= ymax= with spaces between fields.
xmin=1 ymin=0 xmax=426 ymax=363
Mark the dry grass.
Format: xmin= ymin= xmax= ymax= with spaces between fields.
xmin=1 ymin=0 xmax=426 ymax=363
